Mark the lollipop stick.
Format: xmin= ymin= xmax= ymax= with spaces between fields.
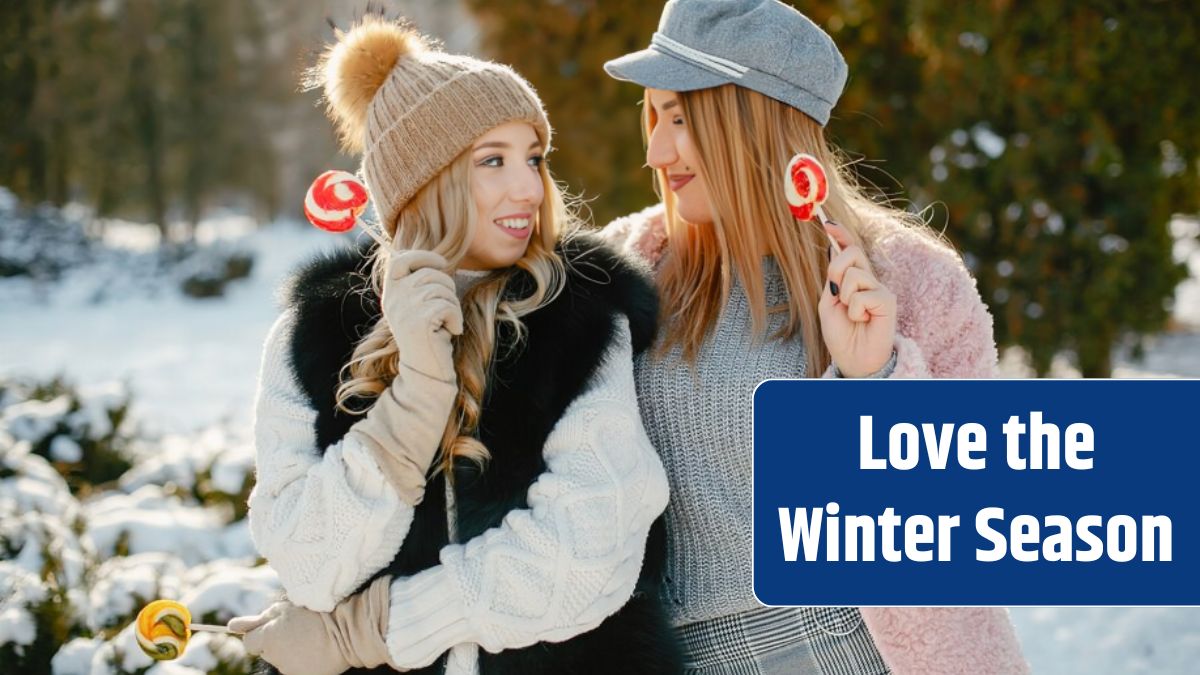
xmin=814 ymin=205 xmax=842 ymax=255
xmin=190 ymin=623 xmax=237 ymax=635
xmin=356 ymin=218 xmax=390 ymax=249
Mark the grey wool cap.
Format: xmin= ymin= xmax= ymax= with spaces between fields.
xmin=604 ymin=0 xmax=848 ymax=126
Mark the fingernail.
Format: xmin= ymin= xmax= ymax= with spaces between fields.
xmin=828 ymin=245 xmax=834 ymax=261
xmin=830 ymin=281 xmax=840 ymax=296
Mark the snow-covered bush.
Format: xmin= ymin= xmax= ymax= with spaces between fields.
xmin=0 ymin=193 xmax=258 ymax=304
xmin=177 ymin=243 xmax=255 ymax=300
xmin=0 ymin=190 xmax=94 ymax=281
xmin=0 ymin=378 xmax=134 ymax=495
xmin=0 ymin=445 xmax=93 ymax=673
xmin=121 ymin=428 xmax=256 ymax=523
xmin=0 ymin=376 xmax=276 ymax=674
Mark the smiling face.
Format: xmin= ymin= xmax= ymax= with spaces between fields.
xmin=645 ymin=88 xmax=715 ymax=226
xmin=460 ymin=121 xmax=546 ymax=271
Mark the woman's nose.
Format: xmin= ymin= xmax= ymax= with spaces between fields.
xmin=646 ymin=124 xmax=678 ymax=170
xmin=509 ymin=166 xmax=543 ymax=205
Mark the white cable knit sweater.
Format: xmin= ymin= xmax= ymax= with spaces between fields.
xmin=247 ymin=309 xmax=670 ymax=674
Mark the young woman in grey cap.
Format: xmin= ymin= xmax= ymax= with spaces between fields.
xmin=602 ymin=1 xmax=1029 ymax=673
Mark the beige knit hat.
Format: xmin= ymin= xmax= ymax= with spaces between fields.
xmin=313 ymin=17 xmax=551 ymax=234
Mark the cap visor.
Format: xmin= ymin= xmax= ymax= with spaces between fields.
xmin=604 ymin=47 xmax=730 ymax=92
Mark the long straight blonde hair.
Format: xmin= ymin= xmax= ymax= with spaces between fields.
xmin=647 ymin=84 xmax=941 ymax=373
xmin=334 ymin=144 xmax=572 ymax=477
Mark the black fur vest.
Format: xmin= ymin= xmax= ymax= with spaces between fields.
xmin=268 ymin=234 xmax=681 ymax=675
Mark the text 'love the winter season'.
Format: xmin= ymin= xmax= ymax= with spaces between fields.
xmin=776 ymin=411 xmax=1172 ymax=564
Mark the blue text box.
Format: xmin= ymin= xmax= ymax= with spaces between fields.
xmin=752 ymin=380 xmax=1200 ymax=606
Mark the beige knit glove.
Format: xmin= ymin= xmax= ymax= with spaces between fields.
xmin=382 ymin=250 xmax=463 ymax=383
xmin=230 ymin=576 xmax=400 ymax=675
xmin=346 ymin=250 xmax=462 ymax=506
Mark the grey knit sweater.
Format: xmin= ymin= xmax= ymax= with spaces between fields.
xmin=634 ymin=257 xmax=805 ymax=626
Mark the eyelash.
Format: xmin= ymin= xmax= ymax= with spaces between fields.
xmin=478 ymin=155 xmax=544 ymax=168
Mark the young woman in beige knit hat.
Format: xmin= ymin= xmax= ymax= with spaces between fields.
xmin=225 ymin=16 xmax=682 ymax=675
xmin=601 ymin=0 xmax=1029 ymax=673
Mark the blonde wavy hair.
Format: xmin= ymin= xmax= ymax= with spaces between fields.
xmin=646 ymin=84 xmax=947 ymax=373
xmin=334 ymin=146 xmax=570 ymax=477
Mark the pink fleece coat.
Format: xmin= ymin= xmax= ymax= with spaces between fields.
xmin=600 ymin=205 xmax=1030 ymax=675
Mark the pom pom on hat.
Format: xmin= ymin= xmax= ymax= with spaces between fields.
xmin=310 ymin=15 xmax=427 ymax=153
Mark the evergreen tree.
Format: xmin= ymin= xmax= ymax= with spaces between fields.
xmin=902 ymin=2 xmax=1199 ymax=375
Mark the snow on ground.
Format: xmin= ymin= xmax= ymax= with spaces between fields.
xmin=0 ymin=216 xmax=343 ymax=434
xmin=2 ymin=212 xmax=1199 ymax=673
xmin=1010 ymin=606 xmax=1199 ymax=674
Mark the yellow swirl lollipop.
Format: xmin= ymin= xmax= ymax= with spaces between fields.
xmin=135 ymin=599 xmax=241 ymax=661
xmin=136 ymin=599 xmax=192 ymax=660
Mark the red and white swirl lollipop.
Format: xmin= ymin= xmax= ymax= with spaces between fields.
xmin=785 ymin=153 xmax=840 ymax=253
xmin=303 ymin=170 xmax=386 ymax=245
xmin=784 ymin=153 xmax=829 ymax=222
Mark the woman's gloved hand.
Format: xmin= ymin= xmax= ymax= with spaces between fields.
xmin=382 ymin=249 xmax=464 ymax=383
xmin=347 ymin=249 xmax=464 ymax=505
xmin=229 ymin=576 xmax=400 ymax=675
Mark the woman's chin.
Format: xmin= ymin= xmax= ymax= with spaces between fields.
xmin=677 ymin=204 xmax=715 ymax=227
xmin=463 ymin=239 xmax=532 ymax=272
xmin=487 ymin=250 xmax=529 ymax=271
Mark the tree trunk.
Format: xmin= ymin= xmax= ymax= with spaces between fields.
xmin=1077 ymin=330 xmax=1115 ymax=378
xmin=130 ymin=50 xmax=168 ymax=243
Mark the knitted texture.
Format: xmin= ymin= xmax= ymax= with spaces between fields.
xmin=601 ymin=206 xmax=1027 ymax=674
xmin=245 ymin=310 xmax=669 ymax=674
xmin=634 ymin=257 xmax=804 ymax=626
xmin=385 ymin=317 xmax=671 ymax=672
xmin=246 ymin=309 xmax=415 ymax=613
xmin=363 ymin=51 xmax=550 ymax=231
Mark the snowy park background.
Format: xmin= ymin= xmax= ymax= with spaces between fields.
xmin=4 ymin=0 xmax=1199 ymax=673
xmin=2 ymin=193 xmax=1199 ymax=673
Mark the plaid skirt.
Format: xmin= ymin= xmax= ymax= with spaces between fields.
xmin=675 ymin=606 xmax=890 ymax=675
